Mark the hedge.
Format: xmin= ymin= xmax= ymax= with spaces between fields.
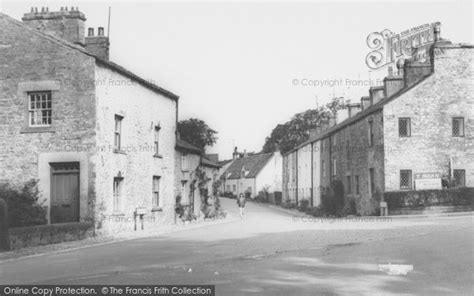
xmin=8 ymin=222 xmax=94 ymax=250
xmin=384 ymin=187 xmax=474 ymax=209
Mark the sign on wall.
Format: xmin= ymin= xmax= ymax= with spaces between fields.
xmin=414 ymin=172 xmax=442 ymax=190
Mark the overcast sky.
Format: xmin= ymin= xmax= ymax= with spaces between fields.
xmin=1 ymin=0 xmax=473 ymax=159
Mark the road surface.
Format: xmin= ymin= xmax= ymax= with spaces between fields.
xmin=0 ymin=198 xmax=473 ymax=296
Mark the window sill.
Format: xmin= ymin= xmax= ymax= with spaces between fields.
xmin=20 ymin=126 xmax=55 ymax=134
xmin=111 ymin=212 xmax=125 ymax=216
xmin=151 ymin=207 xmax=163 ymax=212
xmin=114 ymin=149 xmax=127 ymax=155
xmin=153 ymin=154 xmax=163 ymax=159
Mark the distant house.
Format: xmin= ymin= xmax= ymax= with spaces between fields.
xmin=222 ymin=151 xmax=282 ymax=198
xmin=174 ymin=139 xmax=220 ymax=218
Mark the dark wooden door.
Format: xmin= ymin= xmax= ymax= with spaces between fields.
xmin=50 ymin=162 xmax=80 ymax=223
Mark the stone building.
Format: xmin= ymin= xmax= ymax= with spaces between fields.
xmin=0 ymin=8 xmax=179 ymax=233
xmin=174 ymin=138 xmax=220 ymax=218
xmin=222 ymin=151 xmax=282 ymax=198
xmin=283 ymin=29 xmax=473 ymax=215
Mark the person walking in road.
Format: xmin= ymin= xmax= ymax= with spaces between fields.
xmin=237 ymin=193 xmax=246 ymax=219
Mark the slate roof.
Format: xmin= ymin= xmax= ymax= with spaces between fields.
xmin=201 ymin=156 xmax=220 ymax=168
xmin=223 ymin=153 xmax=273 ymax=179
xmin=175 ymin=139 xmax=202 ymax=154
xmin=0 ymin=12 xmax=179 ymax=101
xmin=284 ymin=69 xmax=435 ymax=156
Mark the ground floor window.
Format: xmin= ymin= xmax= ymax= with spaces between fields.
xmin=113 ymin=177 xmax=124 ymax=212
xmin=453 ymin=170 xmax=466 ymax=187
xmin=369 ymin=168 xmax=375 ymax=195
xmin=346 ymin=176 xmax=352 ymax=194
xmin=152 ymin=176 xmax=161 ymax=208
xmin=400 ymin=170 xmax=412 ymax=189
xmin=355 ymin=175 xmax=360 ymax=195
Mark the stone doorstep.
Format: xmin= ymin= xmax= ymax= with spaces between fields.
xmin=0 ymin=214 xmax=237 ymax=263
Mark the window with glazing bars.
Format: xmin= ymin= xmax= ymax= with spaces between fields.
xmin=28 ymin=91 xmax=52 ymax=126
xmin=152 ymin=176 xmax=161 ymax=207
xmin=399 ymin=118 xmax=411 ymax=137
xmin=114 ymin=115 xmax=123 ymax=150
xmin=453 ymin=170 xmax=465 ymax=187
xmin=400 ymin=170 xmax=412 ymax=189
xmin=452 ymin=117 xmax=464 ymax=137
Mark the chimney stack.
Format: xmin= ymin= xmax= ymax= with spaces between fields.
xmin=22 ymin=7 xmax=86 ymax=46
xmin=85 ymin=26 xmax=110 ymax=60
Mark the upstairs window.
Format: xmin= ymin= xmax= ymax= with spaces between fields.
xmin=28 ymin=91 xmax=52 ymax=126
xmin=181 ymin=153 xmax=188 ymax=171
xmin=332 ymin=159 xmax=337 ymax=177
xmin=152 ymin=176 xmax=161 ymax=207
xmin=368 ymin=119 xmax=374 ymax=146
xmin=114 ymin=115 xmax=123 ymax=151
xmin=453 ymin=170 xmax=465 ymax=187
xmin=400 ymin=170 xmax=412 ymax=189
xmin=399 ymin=118 xmax=411 ymax=137
xmin=452 ymin=117 xmax=464 ymax=137
xmin=154 ymin=125 xmax=161 ymax=155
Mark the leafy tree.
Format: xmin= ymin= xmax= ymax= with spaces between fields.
xmin=178 ymin=118 xmax=218 ymax=150
xmin=262 ymin=97 xmax=345 ymax=154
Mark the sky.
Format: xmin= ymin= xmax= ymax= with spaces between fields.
xmin=1 ymin=0 xmax=473 ymax=159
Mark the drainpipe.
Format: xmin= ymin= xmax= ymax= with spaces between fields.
xmin=295 ymin=150 xmax=299 ymax=206
xmin=310 ymin=143 xmax=314 ymax=208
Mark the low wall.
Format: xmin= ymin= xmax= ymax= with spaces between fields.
xmin=8 ymin=222 xmax=94 ymax=250
xmin=384 ymin=187 xmax=474 ymax=215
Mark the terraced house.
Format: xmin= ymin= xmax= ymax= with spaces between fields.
xmin=0 ymin=8 xmax=179 ymax=234
xmin=283 ymin=27 xmax=473 ymax=215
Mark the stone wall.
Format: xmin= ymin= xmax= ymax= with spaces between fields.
xmin=384 ymin=45 xmax=474 ymax=191
xmin=330 ymin=110 xmax=385 ymax=215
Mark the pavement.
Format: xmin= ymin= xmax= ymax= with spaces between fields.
xmin=0 ymin=198 xmax=473 ymax=296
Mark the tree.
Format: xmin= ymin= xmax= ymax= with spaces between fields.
xmin=262 ymin=97 xmax=345 ymax=154
xmin=178 ymin=118 xmax=218 ymax=150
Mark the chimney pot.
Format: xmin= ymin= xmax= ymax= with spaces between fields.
xmin=434 ymin=23 xmax=441 ymax=41
xmin=65 ymin=7 xmax=68 ymax=11
xmin=388 ymin=66 xmax=393 ymax=76
xmin=71 ymin=6 xmax=74 ymax=11
xmin=396 ymin=59 xmax=404 ymax=76
xmin=35 ymin=7 xmax=38 ymax=13
xmin=98 ymin=27 xmax=104 ymax=36
xmin=88 ymin=27 xmax=94 ymax=37
xmin=31 ymin=7 xmax=34 ymax=13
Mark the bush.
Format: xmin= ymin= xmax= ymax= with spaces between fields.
xmin=299 ymin=199 xmax=310 ymax=211
xmin=0 ymin=180 xmax=47 ymax=227
xmin=281 ymin=200 xmax=297 ymax=209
